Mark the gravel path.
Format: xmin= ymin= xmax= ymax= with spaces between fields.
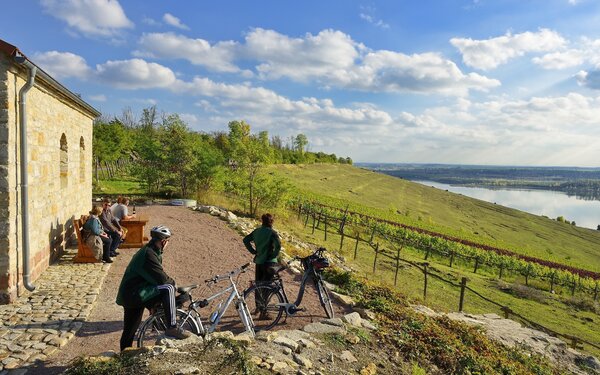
xmin=28 ymin=205 xmax=347 ymax=374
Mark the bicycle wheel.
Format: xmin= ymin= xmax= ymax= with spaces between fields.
xmin=243 ymin=285 xmax=285 ymax=331
xmin=137 ymin=309 xmax=200 ymax=347
xmin=315 ymin=278 xmax=334 ymax=318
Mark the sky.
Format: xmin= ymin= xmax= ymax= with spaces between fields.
xmin=3 ymin=1 xmax=600 ymax=166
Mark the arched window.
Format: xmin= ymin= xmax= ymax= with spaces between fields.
xmin=60 ymin=134 xmax=68 ymax=188
xmin=79 ymin=136 xmax=85 ymax=182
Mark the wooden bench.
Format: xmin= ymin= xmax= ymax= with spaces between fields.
xmin=73 ymin=215 xmax=101 ymax=263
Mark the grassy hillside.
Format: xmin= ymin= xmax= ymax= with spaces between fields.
xmin=271 ymin=164 xmax=600 ymax=272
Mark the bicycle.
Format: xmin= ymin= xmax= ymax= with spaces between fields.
xmin=243 ymin=247 xmax=334 ymax=331
xmin=136 ymin=263 xmax=255 ymax=347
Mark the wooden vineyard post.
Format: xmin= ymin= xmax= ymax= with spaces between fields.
xmin=424 ymin=247 xmax=431 ymax=260
xmin=369 ymin=226 xmax=376 ymax=243
xmin=473 ymin=257 xmax=480 ymax=274
xmin=311 ymin=213 xmax=317 ymax=234
xmin=354 ymin=235 xmax=360 ymax=260
xmin=571 ymin=276 xmax=577 ymax=296
xmin=501 ymin=306 xmax=512 ymax=319
xmin=297 ymin=204 xmax=302 ymax=220
xmin=594 ymin=282 xmax=599 ymax=301
xmin=499 ymin=265 xmax=504 ymax=280
xmin=449 ymin=251 xmax=455 ymax=268
xmin=423 ymin=263 xmax=429 ymax=300
xmin=304 ymin=211 xmax=310 ymax=227
xmin=324 ymin=217 xmax=328 ymax=241
xmin=372 ymin=243 xmax=379 ymax=274
xmin=339 ymin=220 xmax=346 ymax=251
xmin=316 ymin=209 xmax=323 ymax=228
xmin=394 ymin=245 xmax=404 ymax=286
xmin=550 ymin=273 xmax=556 ymax=293
xmin=459 ymin=277 xmax=468 ymax=312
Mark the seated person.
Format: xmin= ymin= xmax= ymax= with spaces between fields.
xmin=82 ymin=205 xmax=113 ymax=263
xmin=112 ymin=196 xmax=135 ymax=222
xmin=116 ymin=225 xmax=190 ymax=351
xmin=100 ymin=197 xmax=124 ymax=256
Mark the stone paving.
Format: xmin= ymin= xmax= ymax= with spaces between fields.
xmin=0 ymin=249 xmax=109 ymax=373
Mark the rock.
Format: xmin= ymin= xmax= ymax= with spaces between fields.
xmin=226 ymin=211 xmax=238 ymax=221
xmin=354 ymin=308 xmax=377 ymax=320
xmin=342 ymin=312 xmax=362 ymax=327
xmin=99 ymin=350 xmax=117 ymax=358
xmin=361 ymin=320 xmax=377 ymax=330
xmin=303 ymin=323 xmax=345 ymax=334
xmin=277 ymin=330 xmax=310 ymax=342
xmin=159 ymin=334 xmax=203 ymax=348
xmin=232 ymin=333 xmax=253 ymax=346
xmin=360 ymin=363 xmax=377 ymax=375
xmin=346 ymin=334 xmax=360 ymax=344
xmin=272 ymin=361 xmax=288 ymax=372
xmin=175 ymin=366 xmax=200 ymax=374
xmin=293 ymin=353 xmax=312 ymax=369
xmin=578 ymin=356 xmax=600 ymax=370
xmin=210 ymin=331 xmax=234 ymax=340
xmin=330 ymin=291 xmax=355 ymax=306
xmin=322 ymin=318 xmax=344 ymax=327
xmin=298 ymin=338 xmax=316 ymax=349
xmin=250 ymin=356 xmax=263 ymax=365
xmin=256 ymin=330 xmax=279 ymax=342
xmin=152 ymin=346 xmax=167 ymax=355
xmin=339 ymin=350 xmax=357 ymax=363
xmin=274 ymin=337 xmax=299 ymax=352
xmin=282 ymin=347 xmax=292 ymax=355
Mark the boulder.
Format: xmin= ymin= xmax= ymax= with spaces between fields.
xmin=339 ymin=350 xmax=358 ymax=363
xmin=342 ymin=312 xmax=362 ymax=327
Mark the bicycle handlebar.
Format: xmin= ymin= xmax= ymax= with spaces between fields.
xmin=204 ymin=263 xmax=252 ymax=284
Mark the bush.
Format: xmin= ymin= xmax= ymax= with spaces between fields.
xmin=562 ymin=296 xmax=600 ymax=314
xmin=495 ymin=280 xmax=547 ymax=304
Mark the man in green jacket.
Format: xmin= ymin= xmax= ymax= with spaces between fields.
xmin=116 ymin=225 xmax=190 ymax=351
xmin=243 ymin=213 xmax=281 ymax=318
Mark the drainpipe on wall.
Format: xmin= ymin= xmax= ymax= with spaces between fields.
xmin=15 ymin=55 xmax=36 ymax=292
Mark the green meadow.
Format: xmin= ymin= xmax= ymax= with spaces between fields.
xmin=272 ymin=164 xmax=600 ymax=273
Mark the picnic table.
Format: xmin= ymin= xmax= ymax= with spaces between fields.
xmin=120 ymin=214 xmax=150 ymax=248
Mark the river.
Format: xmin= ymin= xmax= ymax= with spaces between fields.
xmin=415 ymin=180 xmax=600 ymax=230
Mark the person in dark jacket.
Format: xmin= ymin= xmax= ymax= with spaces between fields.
xmin=243 ymin=213 xmax=281 ymax=318
xmin=100 ymin=198 xmax=123 ymax=256
xmin=116 ymin=225 xmax=190 ymax=351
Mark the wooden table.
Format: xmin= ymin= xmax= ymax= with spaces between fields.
xmin=120 ymin=215 xmax=149 ymax=249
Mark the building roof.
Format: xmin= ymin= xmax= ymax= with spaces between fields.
xmin=0 ymin=39 xmax=101 ymax=118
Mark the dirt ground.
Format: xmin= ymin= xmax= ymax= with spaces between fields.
xmin=27 ymin=205 xmax=348 ymax=374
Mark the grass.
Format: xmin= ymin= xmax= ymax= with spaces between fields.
xmin=270 ymin=164 xmax=600 ymax=272
xmin=93 ymin=178 xmax=145 ymax=196
xmin=281 ymin=214 xmax=600 ymax=357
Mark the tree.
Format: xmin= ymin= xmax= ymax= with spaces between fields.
xmin=294 ymin=134 xmax=308 ymax=154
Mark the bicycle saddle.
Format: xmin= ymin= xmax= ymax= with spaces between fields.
xmin=177 ymin=284 xmax=199 ymax=294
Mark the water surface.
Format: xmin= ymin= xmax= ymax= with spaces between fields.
xmin=415 ymin=180 xmax=600 ymax=230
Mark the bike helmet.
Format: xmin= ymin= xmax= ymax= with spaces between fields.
xmin=150 ymin=225 xmax=172 ymax=240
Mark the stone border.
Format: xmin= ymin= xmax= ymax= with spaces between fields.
xmin=0 ymin=249 xmax=110 ymax=373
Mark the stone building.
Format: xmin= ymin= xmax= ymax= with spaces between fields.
xmin=0 ymin=39 xmax=100 ymax=303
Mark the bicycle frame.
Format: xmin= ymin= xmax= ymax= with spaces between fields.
xmin=180 ymin=274 xmax=254 ymax=337
xmin=276 ymin=262 xmax=322 ymax=314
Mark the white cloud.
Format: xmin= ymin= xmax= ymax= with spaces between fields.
xmin=163 ymin=13 xmax=189 ymax=30
xmin=40 ymin=0 xmax=133 ymax=37
xmin=246 ymin=28 xmax=498 ymax=95
xmin=88 ymin=94 xmax=107 ymax=102
xmin=532 ymin=50 xmax=584 ymax=69
xmin=95 ymin=59 xmax=177 ymax=89
xmin=33 ymin=51 xmax=91 ymax=79
xmin=134 ymin=28 xmax=498 ymax=95
xmin=451 ymin=29 xmax=566 ymax=70
xmin=134 ymin=32 xmax=239 ymax=73
xmin=576 ymin=70 xmax=600 ymax=89
xmin=359 ymin=13 xmax=389 ymax=29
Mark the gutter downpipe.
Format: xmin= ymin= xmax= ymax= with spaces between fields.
xmin=15 ymin=56 xmax=36 ymax=291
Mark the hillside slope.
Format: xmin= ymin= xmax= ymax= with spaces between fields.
xmin=272 ymin=164 xmax=600 ymax=272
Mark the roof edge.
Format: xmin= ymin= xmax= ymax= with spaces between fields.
xmin=0 ymin=39 xmax=101 ymax=118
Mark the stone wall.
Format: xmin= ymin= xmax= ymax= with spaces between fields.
xmin=0 ymin=55 xmax=95 ymax=303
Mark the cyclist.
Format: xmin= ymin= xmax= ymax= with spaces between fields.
xmin=243 ymin=213 xmax=281 ymax=318
xmin=116 ymin=225 xmax=190 ymax=351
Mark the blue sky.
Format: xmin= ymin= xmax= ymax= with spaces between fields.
xmin=3 ymin=0 xmax=600 ymax=166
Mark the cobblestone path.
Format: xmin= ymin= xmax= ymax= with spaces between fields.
xmin=0 ymin=250 xmax=109 ymax=373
